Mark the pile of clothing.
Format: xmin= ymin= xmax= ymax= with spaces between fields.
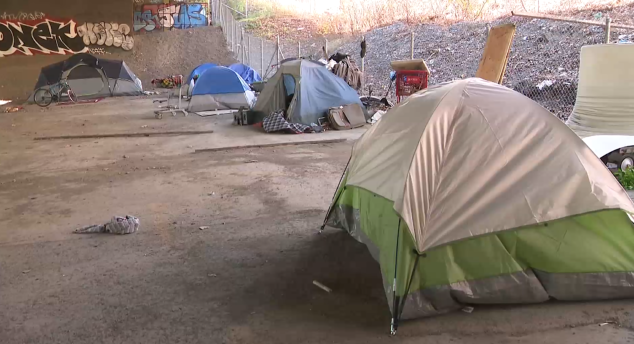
xmin=327 ymin=53 xmax=362 ymax=90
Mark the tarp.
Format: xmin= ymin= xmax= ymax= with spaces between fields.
xmin=186 ymin=63 xmax=217 ymax=84
xmin=567 ymin=44 xmax=634 ymax=138
xmin=228 ymin=63 xmax=262 ymax=84
xmin=252 ymin=59 xmax=365 ymax=125
xmin=340 ymin=78 xmax=634 ymax=252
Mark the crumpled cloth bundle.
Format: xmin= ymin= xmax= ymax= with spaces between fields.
xmin=73 ymin=215 xmax=140 ymax=235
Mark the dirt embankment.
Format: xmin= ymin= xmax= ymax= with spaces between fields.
xmin=0 ymin=26 xmax=236 ymax=102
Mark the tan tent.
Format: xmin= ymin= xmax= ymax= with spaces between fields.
xmin=567 ymin=44 xmax=634 ymax=138
xmin=324 ymin=78 xmax=634 ymax=332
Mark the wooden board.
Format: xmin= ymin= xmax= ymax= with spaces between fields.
xmin=475 ymin=24 xmax=516 ymax=84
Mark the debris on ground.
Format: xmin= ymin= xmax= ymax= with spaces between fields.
xmin=461 ymin=306 xmax=474 ymax=313
xmin=312 ymin=280 xmax=332 ymax=293
xmin=73 ymin=215 xmax=140 ymax=235
xmin=199 ymin=226 xmax=209 ymax=230
xmin=0 ymin=100 xmax=11 ymax=106
xmin=3 ymin=106 xmax=23 ymax=113
xmin=245 ymin=160 xmax=259 ymax=163
xmin=207 ymin=273 xmax=217 ymax=277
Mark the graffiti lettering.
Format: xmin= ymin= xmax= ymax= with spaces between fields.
xmin=77 ymin=22 xmax=134 ymax=51
xmin=0 ymin=12 xmax=46 ymax=21
xmin=133 ymin=3 xmax=208 ymax=32
xmin=88 ymin=47 xmax=106 ymax=55
xmin=0 ymin=19 xmax=87 ymax=57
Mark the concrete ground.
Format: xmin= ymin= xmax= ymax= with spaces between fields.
xmin=1 ymin=97 xmax=634 ymax=344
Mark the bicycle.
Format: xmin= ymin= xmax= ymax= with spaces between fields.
xmin=33 ymin=79 xmax=77 ymax=107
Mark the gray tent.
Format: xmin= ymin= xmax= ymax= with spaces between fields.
xmin=252 ymin=60 xmax=366 ymax=125
xmin=29 ymin=54 xmax=143 ymax=101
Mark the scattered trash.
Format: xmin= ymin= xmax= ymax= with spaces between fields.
xmin=208 ymin=192 xmax=215 ymax=196
xmin=536 ymin=80 xmax=554 ymax=90
xmin=103 ymin=168 xmax=109 ymax=171
xmin=123 ymin=155 xmax=128 ymax=159
xmin=3 ymin=106 xmax=23 ymax=113
xmin=73 ymin=215 xmax=140 ymax=235
xmin=461 ymin=306 xmax=474 ymax=313
xmin=199 ymin=226 xmax=209 ymax=230
xmin=143 ymin=91 xmax=160 ymax=95
xmin=140 ymin=125 xmax=148 ymax=128
xmin=245 ymin=160 xmax=258 ymax=163
xmin=0 ymin=100 xmax=11 ymax=106
xmin=599 ymin=321 xmax=615 ymax=326
xmin=207 ymin=273 xmax=217 ymax=277
xmin=367 ymin=110 xmax=386 ymax=124
xmin=313 ymin=280 xmax=332 ymax=293
xmin=22 ymin=269 xmax=31 ymax=274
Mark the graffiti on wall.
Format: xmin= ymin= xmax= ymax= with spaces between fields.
xmin=0 ymin=12 xmax=46 ymax=21
xmin=0 ymin=18 xmax=134 ymax=57
xmin=0 ymin=19 xmax=87 ymax=57
xmin=77 ymin=22 xmax=134 ymax=51
xmin=133 ymin=3 xmax=208 ymax=32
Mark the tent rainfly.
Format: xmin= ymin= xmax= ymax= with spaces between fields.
xmin=30 ymin=53 xmax=143 ymax=101
xmin=228 ymin=63 xmax=262 ymax=84
xmin=323 ymin=78 xmax=634 ymax=333
xmin=251 ymin=59 xmax=366 ymax=125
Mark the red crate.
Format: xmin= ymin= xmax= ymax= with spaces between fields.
xmin=396 ymin=70 xmax=429 ymax=103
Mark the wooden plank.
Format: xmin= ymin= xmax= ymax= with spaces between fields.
xmin=511 ymin=11 xmax=634 ymax=30
xmin=194 ymin=138 xmax=348 ymax=153
xmin=476 ymin=23 xmax=516 ymax=84
xmin=34 ymin=130 xmax=214 ymax=140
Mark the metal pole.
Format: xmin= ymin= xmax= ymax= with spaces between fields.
xmin=511 ymin=11 xmax=634 ymax=30
xmin=247 ymin=36 xmax=251 ymax=65
xmin=260 ymin=38 xmax=264 ymax=78
xmin=324 ymin=38 xmax=328 ymax=59
xmin=276 ymin=35 xmax=280 ymax=71
xmin=605 ymin=17 xmax=612 ymax=44
xmin=298 ymin=41 xmax=301 ymax=58
xmin=361 ymin=36 xmax=365 ymax=94
xmin=241 ymin=28 xmax=245 ymax=62
xmin=245 ymin=0 xmax=248 ymax=18
xmin=410 ymin=32 xmax=414 ymax=59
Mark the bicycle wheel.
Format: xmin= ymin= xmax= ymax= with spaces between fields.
xmin=34 ymin=88 xmax=53 ymax=107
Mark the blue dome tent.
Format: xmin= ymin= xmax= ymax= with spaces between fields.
xmin=187 ymin=66 xmax=255 ymax=112
xmin=228 ymin=63 xmax=262 ymax=84
xmin=186 ymin=63 xmax=217 ymax=84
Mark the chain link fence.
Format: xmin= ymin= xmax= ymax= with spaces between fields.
xmin=210 ymin=2 xmax=632 ymax=121
xmin=210 ymin=0 xmax=282 ymax=79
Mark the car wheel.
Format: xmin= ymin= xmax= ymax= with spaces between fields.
xmin=621 ymin=156 xmax=634 ymax=171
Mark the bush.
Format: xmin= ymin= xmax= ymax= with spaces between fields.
xmin=616 ymin=168 xmax=634 ymax=190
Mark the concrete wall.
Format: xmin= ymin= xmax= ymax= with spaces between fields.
xmin=0 ymin=0 xmax=133 ymax=100
xmin=0 ymin=0 xmax=216 ymax=101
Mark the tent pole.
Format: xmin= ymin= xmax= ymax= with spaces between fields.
xmin=397 ymin=251 xmax=425 ymax=323
xmin=320 ymin=157 xmax=351 ymax=232
xmin=390 ymin=218 xmax=402 ymax=336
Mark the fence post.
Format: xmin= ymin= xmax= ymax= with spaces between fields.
xmin=277 ymin=35 xmax=280 ymax=71
xmin=260 ymin=38 xmax=264 ymax=78
xmin=298 ymin=41 xmax=301 ymax=58
xmin=605 ymin=17 xmax=612 ymax=44
xmin=247 ymin=36 xmax=251 ymax=65
xmin=241 ymin=27 xmax=245 ymax=62
xmin=361 ymin=35 xmax=365 ymax=94
xmin=410 ymin=32 xmax=414 ymax=59
xmin=325 ymin=38 xmax=328 ymax=58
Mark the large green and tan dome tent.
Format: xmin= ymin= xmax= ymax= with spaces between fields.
xmin=323 ymin=78 xmax=634 ymax=334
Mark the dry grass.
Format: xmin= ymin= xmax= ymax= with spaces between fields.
xmin=241 ymin=0 xmax=634 ymax=35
